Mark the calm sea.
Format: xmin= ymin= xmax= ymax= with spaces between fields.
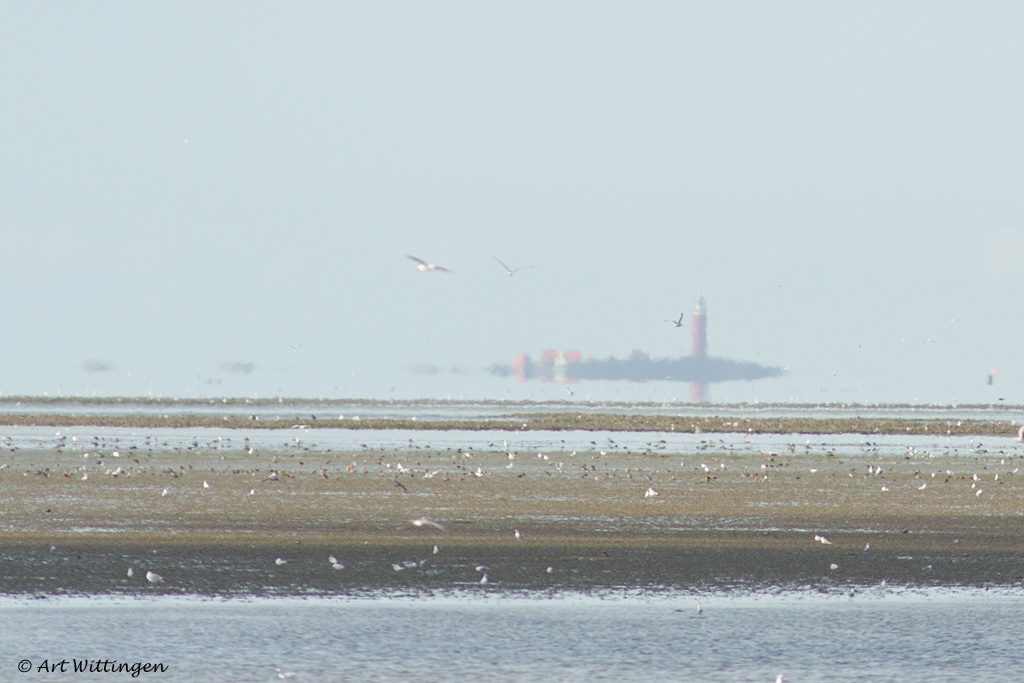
xmin=2 ymin=590 xmax=1022 ymax=682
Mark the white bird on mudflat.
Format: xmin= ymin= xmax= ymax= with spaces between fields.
xmin=814 ymin=534 xmax=832 ymax=545
xmin=408 ymin=255 xmax=451 ymax=273
xmin=665 ymin=313 xmax=684 ymax=328
xmin=410 ymin=518 xmax=446 ymax=531
xmin=275 ymin=558 xmax=288 ymax=566
xmin=146 ymin=570 xmax=163 ymax=584
xmin=1016 ymin=425 xmax=1024 ymax=442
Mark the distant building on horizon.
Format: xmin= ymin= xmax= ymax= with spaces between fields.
xmin=690 ymin=295 xmax=709 ymax=401
xmin=489 ymin=296 xmax=783 ymax=401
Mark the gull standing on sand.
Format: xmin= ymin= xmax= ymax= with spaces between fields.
xmin=146 ymin=571 xmax=163 ymax=584
xmin=408 ymin=255 xmax=451 ymax=273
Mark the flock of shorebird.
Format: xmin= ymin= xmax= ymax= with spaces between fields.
xmin=16 ymin=426 xmax=1023 ymax=601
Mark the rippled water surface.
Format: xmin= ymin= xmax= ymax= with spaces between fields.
xmin=3 ymin=590 xmax=1023 ymax=682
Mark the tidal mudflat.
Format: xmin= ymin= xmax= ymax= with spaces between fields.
xmin=2 ymin=404 xmax=1022 ymax=596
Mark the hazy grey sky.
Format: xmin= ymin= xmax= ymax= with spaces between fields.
xmin=2 ymin=2 xmax=1021 ymax=404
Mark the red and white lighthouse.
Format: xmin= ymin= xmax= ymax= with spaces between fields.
xmin=690 ymin=296 xmax=708 ymax=402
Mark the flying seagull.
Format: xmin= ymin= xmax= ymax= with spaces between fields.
xmin=495 ymin=258 xmax=531 ymax=277
xmin=408 ymin=255 xmax=451 ymax=273
xmin=665 ymin=313 xmax=684 ymax=328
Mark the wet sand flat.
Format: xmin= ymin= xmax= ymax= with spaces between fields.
xmin=2 ymin=433 xmax=1022 ymax=594
xmin=0 ymin=412 xmax=1021 ymax=436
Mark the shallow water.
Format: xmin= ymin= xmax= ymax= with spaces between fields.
xmin=3 ymin=590 xmax=1023 ymax=682
xmin=2 ymin=423 xmax=1021 ymax=467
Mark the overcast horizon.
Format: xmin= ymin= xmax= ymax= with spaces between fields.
xmin=2 ymin=2 xmax=1021 ymax=406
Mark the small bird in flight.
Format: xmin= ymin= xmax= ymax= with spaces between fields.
xmin=495 ymin=258 xmax=531 ymax=277
xmin=665 ymin=313 xmax=684 ymax=328
xmin=408 ymin=255 xmax=451 ymax=273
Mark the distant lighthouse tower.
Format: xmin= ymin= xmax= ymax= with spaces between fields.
xmin=690 ymin=295 xmax=709 ymax=402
